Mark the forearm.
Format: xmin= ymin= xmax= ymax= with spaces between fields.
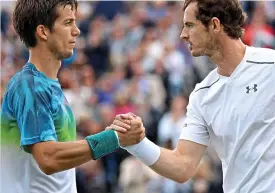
xmin=46 ymin=140 xmax=92 ymax=174
xmin=123 ymin=138 xmax=203 ymax=183
xmin=150 ymin=148 xmax=194 ymax=183
xmin=112 ymin=113 xmax=205 ymax=182
xmin=32 ymin=130 xmax=120 ymax=175
xmin=123 ymin=139 xmax=193 ymax=183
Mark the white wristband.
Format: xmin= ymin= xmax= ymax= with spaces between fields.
xmin=122 ymin=137 xmax=161 ymax=166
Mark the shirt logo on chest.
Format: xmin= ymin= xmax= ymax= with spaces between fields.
xmin=246 ymin=84 xmax=258 ymax=94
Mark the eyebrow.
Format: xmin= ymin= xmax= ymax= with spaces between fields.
xmin=63 ymin=18 xmax=76 ymax=22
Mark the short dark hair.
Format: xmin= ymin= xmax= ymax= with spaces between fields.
xmin=183 ymin=0 xmax=247 ymax=39
xmin=13 ymin=0 xmax=78 ymax=47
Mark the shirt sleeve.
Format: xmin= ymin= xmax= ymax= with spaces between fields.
xmin=10 ymin=77 xmax=57 ymax=148
xmin=179 ymin=90 xmax=209 ymax=146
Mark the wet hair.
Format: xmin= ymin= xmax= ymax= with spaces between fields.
xmin=13 ymin=0 xmax=78 ymax=47
xmin=183 ymin=0 xmax=247 ymax=39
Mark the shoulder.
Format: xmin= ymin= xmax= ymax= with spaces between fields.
xmin=246 ymin=46 xmax=275 ymax=64
xmin=7 ymin=69 xmax=51 ymax=98
xmin=187 ymin=68 xmax=219 ymax=106
xmin=193 ymin=68 xmax=220 ymax=93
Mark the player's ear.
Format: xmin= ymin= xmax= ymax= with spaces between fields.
xmin=36 ymin=25 xmax=49 ymax=41
xmin=210 ymin=17 xmax=221 ymax=34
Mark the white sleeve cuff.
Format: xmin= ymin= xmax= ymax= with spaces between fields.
xmin=179 ymin=125 xmax=209 ymax=146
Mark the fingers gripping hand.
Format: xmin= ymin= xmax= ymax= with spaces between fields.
xmin=106 ymin=113 xmax=135 ymax=133
xmin=129 ymin=114 xmax=143 ymax=129
xmin=119 ymin=113 xmax=135 ymax=120
xmin=117 ymin=114 xmax=146 ymax=147
xmin=118 ymin=113 xmax=142 ymax=131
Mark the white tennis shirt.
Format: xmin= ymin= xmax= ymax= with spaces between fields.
xmin=180 ymin=46 xmax=275 ymax=193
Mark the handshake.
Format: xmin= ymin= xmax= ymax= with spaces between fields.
xmin=106 ymin=112 xmax=146 ymax=147
xmin=86 ymin=112 xmax=160 ymax=166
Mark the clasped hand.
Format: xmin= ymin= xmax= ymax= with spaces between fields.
xmin=106 ymin=113 xmax=145 ymax=147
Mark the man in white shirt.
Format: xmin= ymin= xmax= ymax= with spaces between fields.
xmin=110 ymin=0 xmax=275 ymax=192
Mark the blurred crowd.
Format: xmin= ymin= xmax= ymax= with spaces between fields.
xmin=1 ymin=1 xmax=275 ymax=193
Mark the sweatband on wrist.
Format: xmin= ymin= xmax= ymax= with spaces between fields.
xmin=86 ymin=130 xmax=120 ymax=160
xmin=122 ymin=137 xmax=160 ymax=166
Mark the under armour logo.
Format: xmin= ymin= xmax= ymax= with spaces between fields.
xmin=246 ymin=84 xmax=257 ymax=94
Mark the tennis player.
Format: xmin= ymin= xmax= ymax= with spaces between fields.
xmin=112 ymin=0 xmax=275 ymax=192
xmin=0 ymin=0 xmax=144 ymax=192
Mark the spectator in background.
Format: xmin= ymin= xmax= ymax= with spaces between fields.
xmin=85 ymin=17 xmax=110 ymax=78
xmin=243 ymin=2 xmax=275 ymax=48
xmin=158 ymin=95 xmax=188 ymax=149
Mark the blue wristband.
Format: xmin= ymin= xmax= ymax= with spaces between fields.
xmin=86 ymin=130 xmax=120 ymax=160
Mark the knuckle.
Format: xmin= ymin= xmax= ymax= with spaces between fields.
xmin=115 ymin=120 xmax=122 ymax=126
xmin=112 ymin=125 xmax=119 ymax=130
xmin=114 ymin=120 xmax=120 ymax=126
xmin=117 ymin=114 xmax=123 ymax=120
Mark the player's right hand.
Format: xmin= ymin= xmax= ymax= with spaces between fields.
xmin=107 ymin=113 xmax=146 ymax=146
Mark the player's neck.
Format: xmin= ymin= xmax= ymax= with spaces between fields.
xmin=28 ymin=46 xmax=61 ymax=80
xmin=210 ymin=38 xmax=246 ymax=77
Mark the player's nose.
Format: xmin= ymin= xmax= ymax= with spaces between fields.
xmin=180 ymin=28 xmax=188 ymax=41
xmin=72 ymin=25 xmax=81 ymax=37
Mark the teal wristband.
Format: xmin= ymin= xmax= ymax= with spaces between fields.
xmin=86 ymin=130 xmax=120 ymax=160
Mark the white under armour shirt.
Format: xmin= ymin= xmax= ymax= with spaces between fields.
xmin=180 ymin=46 xmax=275 ymax=193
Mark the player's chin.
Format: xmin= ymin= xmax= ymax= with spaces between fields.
xmin=190 ymin=49 xmax=205 ymax=57
xmin=62 ymin=50 xmax=74 ymax=59
xmin=191 ymin=51 xmax=202 ymax=57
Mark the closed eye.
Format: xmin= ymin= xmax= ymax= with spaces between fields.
xmin=65 ymin=21 xmax=72 ymax=25
xmin=183 ymin=21 xmax=194 ymax=29
xmin=64 ymin=19 xmax=75 ymax=26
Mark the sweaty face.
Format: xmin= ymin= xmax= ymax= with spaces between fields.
xmin=180 ymin=2 xmax=215 ymax=57
xmin=47 ymin=5 xmax=80 ymax=60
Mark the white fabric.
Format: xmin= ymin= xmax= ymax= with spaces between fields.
xmin=0 ymin=144 xmax=77 ymax=193
xmin=158 ymin=113 xmax=186 ymax=148
xmin=123 ymin=137 xmax=161 ymax=166
xmin=180 ymin=46 xmax=275 ymax=193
